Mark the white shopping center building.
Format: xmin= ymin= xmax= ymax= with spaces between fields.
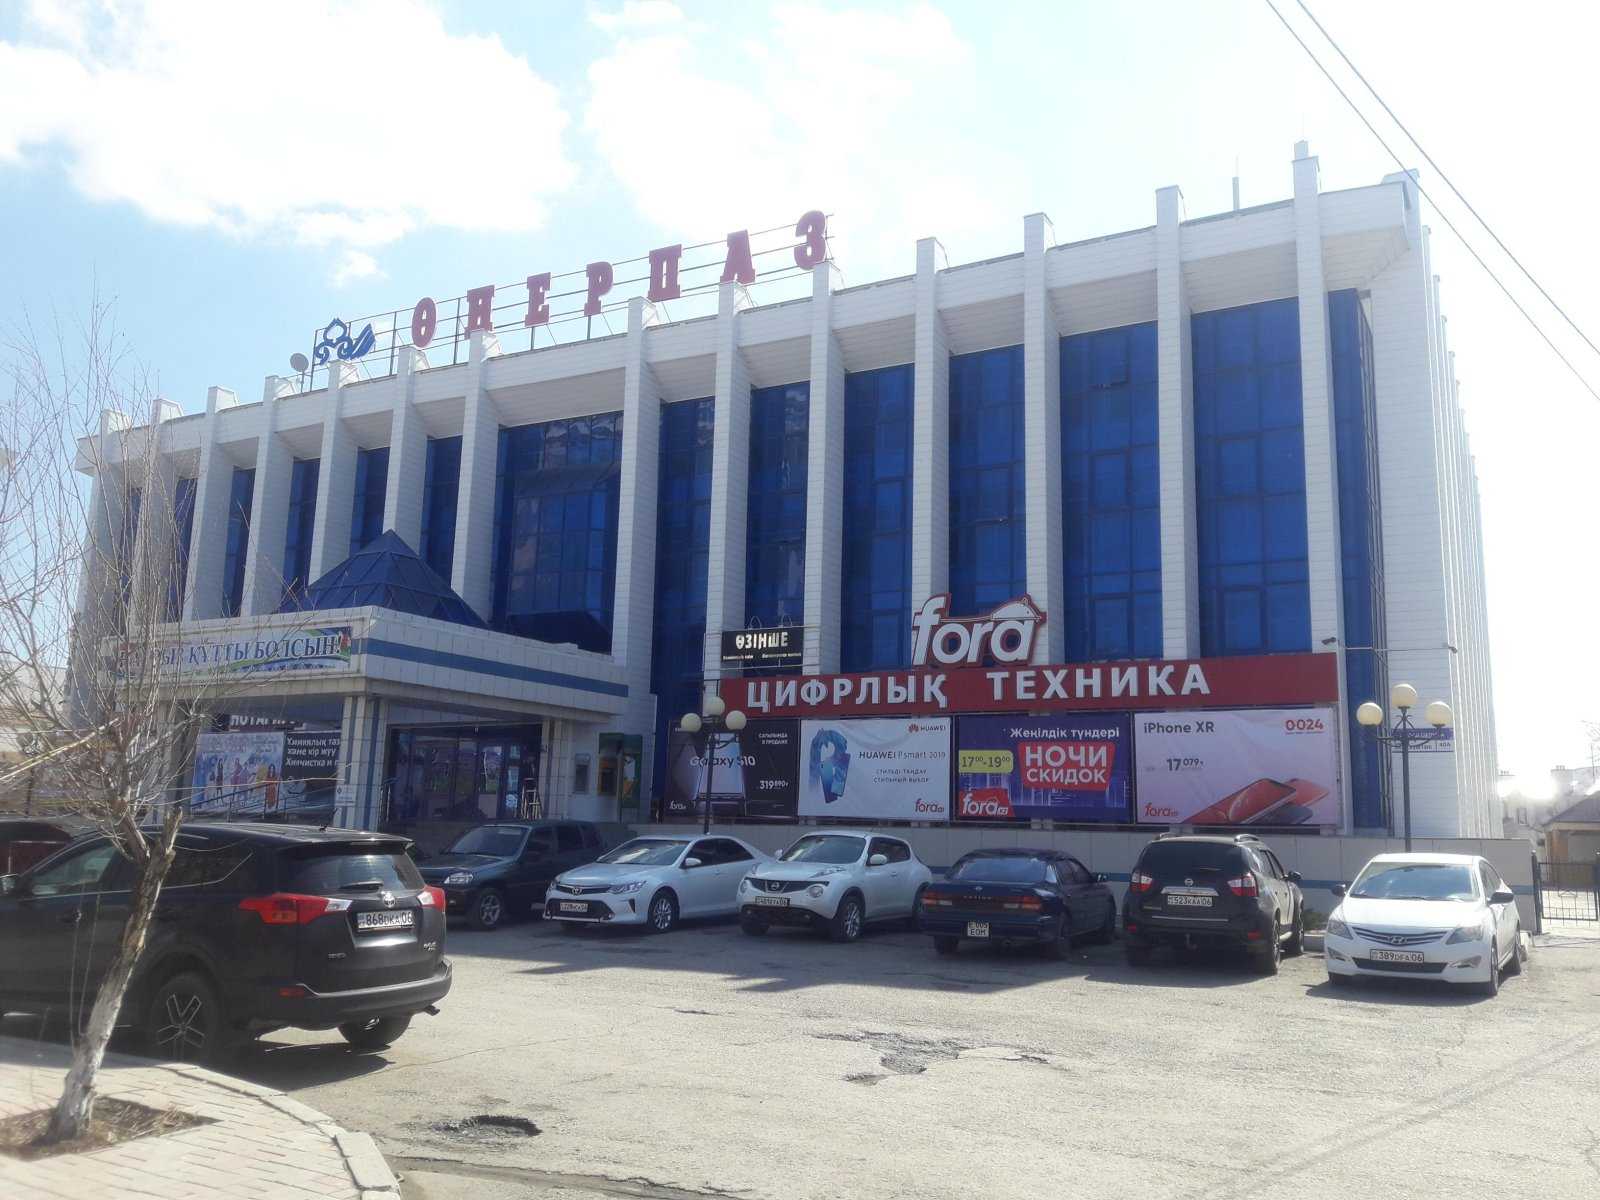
xmin=74 ymin=143 xmax=1496 ymax=847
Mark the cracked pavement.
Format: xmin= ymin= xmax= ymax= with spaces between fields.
xmin=228 ymin=919 xmax=1600 ymax=1199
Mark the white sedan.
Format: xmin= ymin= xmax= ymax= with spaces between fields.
xmin=737 ymin=831 xmax=933 ymax=942
xmin=543 ymin=834 xmax=769 ymax=933
xmin=1324 ymin=852 xmax=1524 ymax=997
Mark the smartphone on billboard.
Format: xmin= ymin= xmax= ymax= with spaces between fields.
xmin=1249 ymin=778 xmax=1330 ymax=825
xmin=1187 ymin=778 xmax=1295 ymax=825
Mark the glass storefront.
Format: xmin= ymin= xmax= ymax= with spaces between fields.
xmin=387 ymin=723 xmax=543 ymax=823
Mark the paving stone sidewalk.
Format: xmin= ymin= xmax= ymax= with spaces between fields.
xmin=0 ymin=1036 xmax=398 ymax=1199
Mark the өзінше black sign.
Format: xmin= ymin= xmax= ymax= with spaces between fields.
xmin=720 ymin=627 xmax=803 ymax=668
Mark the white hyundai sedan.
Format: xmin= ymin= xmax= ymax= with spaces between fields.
xmin=543 ymin=834 xmax=769 ymax=933
xmin=737 ymin=831 xmax=933 ymax=942
xmin=1323 ymin=853 xmax=1524 ymax=997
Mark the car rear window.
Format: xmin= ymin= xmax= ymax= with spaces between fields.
xmin=949 ymin=855 xmax=1048 ymax=884
xmin=278 ymin=849 xmax=423 ymax=894
xmin=1136 ymin=842 xmax=1244 ymax=878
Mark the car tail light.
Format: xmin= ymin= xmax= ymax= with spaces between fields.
xmin=239 ymin=893 xmax=352 ymax=925
xmin=1227 ymin=875 xmax=1259 ymax=897
xmin=1001 ymin=896 xmax=1044 ymax=911
xmin=1130 ymin=872 xmax=1155 ymax=893
xmin=922 ymin=892 xmax=953 ymax=907
xmin=418 ymin=886 xmax=444 ymax=910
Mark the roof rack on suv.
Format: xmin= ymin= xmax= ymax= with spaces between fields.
xmin=1232 ymin=833 xmax=1263 ymax=843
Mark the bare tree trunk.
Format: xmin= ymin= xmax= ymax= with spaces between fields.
xmin=44 ymin=827 xmax=177 ymax=1143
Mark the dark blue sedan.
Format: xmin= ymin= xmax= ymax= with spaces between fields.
xmin=918 ymin=849 xmax=1118 ymax=958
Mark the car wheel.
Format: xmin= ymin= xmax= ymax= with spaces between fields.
xmin=1124 ymin=942 xmax=1152 ymax=967
xmin=933 ymin=936 xmax=959 ymax=956
xmin=146 ymin=972 xmax=227 ymax=1065
xmin=469 ymin=889 xmax=505 ymax=931
xmin=1476 ymin=941 xmax=1500 ymax=997
xmin=739 ymin=917 xmax=768 ymax=936
xmin=1044 ymin=914 xmax=1073 ymax=960
xmin=1087 ymin=899 xmax=1117 ymax=945
xmin=830 ymin=893 xmax=864 ymax=943
xmin=907 ymin=886 xmax=928 ymax=932
xmin=1285 ymin=906 xmax=1305 ymax=957
xmin=647 ymin=889 xmax=679 ymax=934
xmin=1503 ymin=929 xmax=1523 ymax=977
xmin=1253 ymin=923 xmax=1282 ymax=975
xmin=338 ymin=1015 xmax=411 ymax=1051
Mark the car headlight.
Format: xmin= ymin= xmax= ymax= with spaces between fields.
xmin=609 ymin=880 xmax=646 ymax=895
xmin=1446 ymin=920 xmax=1491 ymax=944
xmin=807 ymin=884 xmax=826 ymax=898
xmin=1326 ymin=916 xmax=1352 ymax=939
xmin=444 ymin=871 xmax=473 ymax=886
xmin=740 ymin=878 xmax=752 ymax=892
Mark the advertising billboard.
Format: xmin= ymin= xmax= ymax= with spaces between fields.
xmin=663 ymin=720 xmax=800 ymax=821
xmin=192 ymin=730 xmax=342 ymax=816
xmin=798 ymin=717 xmax=951 ymax=821
xmin=1132 ymin=708 xmax=1340 ymax=826
xmin=953 ymin=715 xmax=1131 ymax=823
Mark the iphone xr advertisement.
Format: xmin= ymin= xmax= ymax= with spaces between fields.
xmin=1132 ymin=708 xmax=1340 ymax=826
xmin=953 ymin=715 xmax=1132 ymax=823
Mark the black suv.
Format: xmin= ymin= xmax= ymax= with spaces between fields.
xmin=417 ymin=820 xmax=609 ymax=930
xmin=1121 ymin=833 xmax=1305 ymax=974
xmin=0 ymin=822 xmax=451 ymax=1061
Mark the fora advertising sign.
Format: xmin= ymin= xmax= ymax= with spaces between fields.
xmin=719 ymin=596 xmax=1340 ymax=718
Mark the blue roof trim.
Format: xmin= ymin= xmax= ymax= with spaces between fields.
xmin=356 ymin=637 xmax=629 ymax=699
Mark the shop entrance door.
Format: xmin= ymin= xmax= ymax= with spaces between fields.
xmin=386 ymin=724 xmax=542 ymax=825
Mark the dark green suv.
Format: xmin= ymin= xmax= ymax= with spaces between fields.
xmin=417 ymin=821 xmax=608 ymax=930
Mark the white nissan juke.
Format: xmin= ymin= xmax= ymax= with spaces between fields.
xmin=1323 ymin=852 xmax=1524 ymax=997
xmin=737 ymin=831 xmax=933 ymax=942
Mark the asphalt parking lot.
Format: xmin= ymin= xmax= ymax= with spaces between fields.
xmin=211 ymin=916 xmax=1600 ymax=1200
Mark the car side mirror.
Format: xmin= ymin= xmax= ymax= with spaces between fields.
xmin=683 ymin=857 xmax=702 ymax=869
xmin=1331 ymin=883 xmax=1347 ymax=898
xmin=1094 ymin=872 xmax=1107 ymax=884
xmin=1491 ymin=888 xmax=1515 ymax=905
xmin=868 ymin=854 xmax=888 ymax=867
xmin=1286 ymin=870 xmax=1302 ymax=883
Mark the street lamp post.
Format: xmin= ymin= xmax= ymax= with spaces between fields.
xmin=1356 ymin=683 xmax=1453 ymax=852
xmin=679 ymin=693 xmax=747 ymax=835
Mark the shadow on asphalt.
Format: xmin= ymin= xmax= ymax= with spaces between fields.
xmin=1301 ymin=976 xmax=1494 ymax=1006
xmin=233 ymin=1039 xmax=395 ymax=1090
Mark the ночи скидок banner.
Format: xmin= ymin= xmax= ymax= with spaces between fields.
xmin=798 ymin=717 xmax=951 ymax=821
xmin=954 ymin=714 xmax=1132 ymax=823
xmin=1132 ymin=707 xmax=1340 ymax=826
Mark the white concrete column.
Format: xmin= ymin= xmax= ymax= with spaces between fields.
xmin=803 ymin=262 xmax=846 ymax=674
xmin=612 ymin=296 xmax=663 ymax=788
xmin=129 ymin=395 xmax=181 ymax=622
xmin=911 ymin=236 xmax=950 ymax=608
xmin=452 ymin=330 xmax=502 ymax=620
xmin=309 ymin=361 xmax=358 ymax=579
xmin=182 ymin=386 xmax=240 ymax=621
xmin=1292 ymin=142 xmax=1352 ymax=830
xmin=702 ymin=281 xmax=753 ymax=684
xmin=242 ymin=375 xmax=296 ymax=614
xmin=1155 ymin=185 xmax=1200 ymax=658
xmin=65 ymin=410 xmax=130 ymax=724
xmin=383 ymin=347 xmax=429 ymax=553
xmin=1022 ymin=213 xmax=1064 ymax=663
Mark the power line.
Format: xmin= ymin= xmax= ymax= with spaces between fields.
xmin=1294 ymin=0 xmax=1600 ymax=365
xmin=1263 ymin=0 xmax=1600 ymax=405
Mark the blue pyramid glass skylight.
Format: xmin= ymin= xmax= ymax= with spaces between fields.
xmin=278 ymin=529 xmax=485 ymax=628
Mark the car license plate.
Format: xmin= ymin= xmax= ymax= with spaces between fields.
xmin=1369 ymin=948 xmax=1424 ymax=964
xmin=1167 ymin=894 xmax=1213 ymax=907
xmin=559 ymin=901 xmax=588 ymax=913
xmin=754 ymin=896 xmax=789 ymax=907
xmin=355 ymin=910 xmax=414 ymax=930
xmin=966 ymin=922 xmax=990 ymax=938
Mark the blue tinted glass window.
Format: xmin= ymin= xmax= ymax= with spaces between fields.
xmin=349 ymin=447 xmax=389 ymax=557
xmin=841 ymin=364 xmax=913 ymax=670
xmin=1330 ymin=289 xmax=1390 ymax=829
xmin=492 ymin=412 xmax=621 ymax=652
xmin=745 ymin=382 xmax=809 ymax=639
xmin=421 ymin=435 xmax=461 ymax=581
xmin=1193 ymin=299 xmax=1310 ymax=655
xmin=949 ymin=345 xmax=1025 ymax=613
xmin=651 ymin=397 xmax=714 ymax=799
xmin=168 ymin=476 xmax=197 ymax=620
xmin=222 ymin=467 xmax=255 ymax=617
xmin=1062 ymin=323 xmax=1160 ymax=660
xmin=281 ymin=458 xmax=320 ymax=605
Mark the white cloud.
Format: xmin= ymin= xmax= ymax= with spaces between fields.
xmin=588 ymin=1 xmax=686 ymax=35
xmin=583 ymin=2 xmax=1031 ymax=280
xmin=330 ymin=249 xmax=385 ymax=288
xmin=0 ymin=0 xmax=577 ymax=263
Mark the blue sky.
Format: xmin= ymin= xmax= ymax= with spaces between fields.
xmin=3 ymin=0 xmax=1597 ymax=787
